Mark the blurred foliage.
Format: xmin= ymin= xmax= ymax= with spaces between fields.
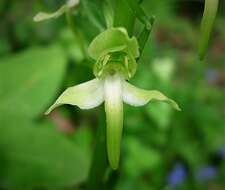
xmin=0 ymin=46 xmax=67 ymax=118
xmin=0 ymin=115 xmax=90 ymax=190
xmin=0 ymin=0 xmax=224 ymax=190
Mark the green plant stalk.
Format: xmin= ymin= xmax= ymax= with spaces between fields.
xmin=198 ymin=0 xmax=219 ymax=60
xmin=65 ymin=10 xmax=87 ymax=58
xmin=87 ymin=109 xmax=108 ymax=190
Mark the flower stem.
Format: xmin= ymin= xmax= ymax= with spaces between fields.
xmin=87 ymin=109 xmax=108 ymax=190
xmin=65 ymin=10 xmax=87 ymax=58
xmin=198 ymin=0 xmax=219 ymax=60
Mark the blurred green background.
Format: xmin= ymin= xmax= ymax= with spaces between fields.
xmin=0 ymin=0 xmax=224 ymax=189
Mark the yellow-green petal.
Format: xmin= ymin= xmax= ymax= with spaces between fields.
xmin=33 ymin=0 xmax=79 ymax=22
xmin=66 ymin=0 xmax=80 ymax=8
xmin=88 ymin=28 xmax=139 ymax=60
xmin=45 ymin=79 xmax=103 ymax=114
xmin=33 ymin=6 xmax=67 ymax=22
xmin=122 ymin=81 xmax=181 ymax=111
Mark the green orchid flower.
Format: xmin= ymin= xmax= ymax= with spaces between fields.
xmin=45 ymin=28 xmax=180 ymax=170
xmin=33 ymin=0 xmax=79 ymax=22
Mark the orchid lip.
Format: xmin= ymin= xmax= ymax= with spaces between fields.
xmin=103 ymin=73 xmax=123 ymax=169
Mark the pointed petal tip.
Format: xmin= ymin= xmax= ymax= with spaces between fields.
xmin=169 ymin=99 xmax=181 ymax=111
xmin=33 ymin=12 xmax=52 ymax=22
xmin=104 ymin=74 xmax=123 ymax=171
xmin=33 ymin=13 xmax=42 ymax=22
xmin=44 ymin=109 xmax=51 ymax=115
xmin=123 ymin=82 xmax=181 ymax=111
xmin=175 ymin=104 xmax=182 ymax=111
xmin=44 ymin=105 xmax=55 ymax=115
xmin=33 ymin=13 xmax=51 ymax=22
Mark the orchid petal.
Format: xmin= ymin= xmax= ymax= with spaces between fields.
xmin=66 ymin=0 xmax=80 ymax=8
xmin=122 ymin=82 xmax=181 ymax=111
xmin=33 ymin=0 xmax=79 ymax=22
xmin=45 ymin=79 xmax=103 ymax=114
xmin=104 ymin=74 xmax=123 ymax=170
xmin=88 ymin=28 xmax=139 ymax=60
xmin=33 ymin=6 xmax=67 ymax=22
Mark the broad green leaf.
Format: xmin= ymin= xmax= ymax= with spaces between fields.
xmin=0 ymin=46 xmax=67 ymax=118
xmin=198 ymin=0 xmax=219 ymax=60
xmin=45 ymin=79 xmax=104 ymax=114
xmin=0 ymin=114 xmax=90 ymax=189
xmin=88 ymin=28 xmax=139 ymax=60
xmin=122 ymin=81 xmax=181 ymax=111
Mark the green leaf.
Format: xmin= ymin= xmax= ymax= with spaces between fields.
xmin=124 ymin=0 xmax=152 ymax=29
xmin=0 ymin=46 xmax=67 ymax=119
xmin=0 ymin=114 xmax=90 ymax=189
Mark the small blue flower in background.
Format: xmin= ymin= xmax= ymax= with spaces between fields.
xmin=206 ymin=69 xmax=220 ymax=84
xmin=167 ymin=163 xmax=187 ymax=188
xmin=196 ymin=166 xmax=218 ymax=182
xmin=218 ymin=147 xmax=225 ymax=159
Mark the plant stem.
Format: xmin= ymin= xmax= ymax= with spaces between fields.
xmin=65 ymin=10 xmax=87 ymax=58
xmin=87 ymin=109 xmax=108 ymax=190
xmin=198 ymin=0 xmax=218 ymax=60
